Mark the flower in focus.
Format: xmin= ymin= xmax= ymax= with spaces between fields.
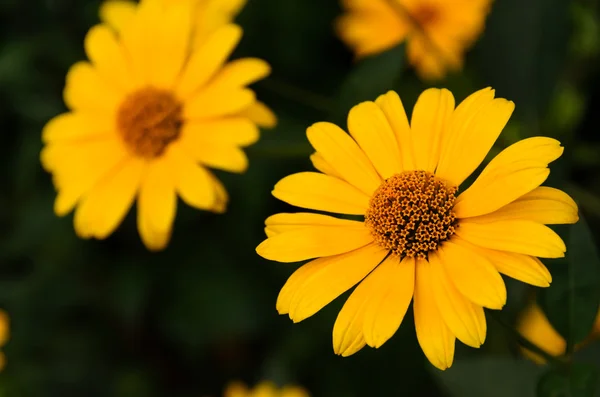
xmin=41 ymin=0 xmax=274 ymax=250
xmin=0 ymin=310 xmax=9 ymax=371
xmin=336 ymin=0 xmax=493 ymax=80
xmin=224 ymin=381 xmax=310 ymax=397
xmin=256 ymin=87 xmax=579 ymax=370
xmin=518 ymin=302 xmax=600 ymax=364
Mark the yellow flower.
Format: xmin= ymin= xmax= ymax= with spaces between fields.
xmin=224 ymin=381 xmax=310 ymax=397
xmin=0 ymin=310 xmax=9 ymax=372
xmin=336 ymin=0 xmax=493 ymax=80
xmin=41 ymin=0 xmax=274 ymax=251
xmin=256 ymin=87 xmax=579 ymax=370
xmin=518 ymin=303 xmax=600 ymax=365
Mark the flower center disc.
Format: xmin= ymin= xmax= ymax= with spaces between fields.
xmin=365 ymin=171 xmax=458 ymax=259
xmin=117 ymin=87 xmax=183 ymax=158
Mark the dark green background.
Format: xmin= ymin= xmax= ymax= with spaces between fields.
xmin=0 ymin=0 xmax=600 ymax=396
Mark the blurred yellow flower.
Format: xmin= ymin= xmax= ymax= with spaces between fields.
xmin=336 ymin=0 xmax=493 ymax=80
xmin=224 ymin=381 xmax=310 ymax=397
xmin=41 ymin=0 xmax=274 ymax=251
xmin=518 ymin=303 xmax=600 ymax=365
xmin=0 ymin=310 xmax=9 ymax=372
xmin=256 ymin=87 xmax=579 ymax=370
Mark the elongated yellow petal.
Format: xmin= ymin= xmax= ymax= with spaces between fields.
xmin=208 ymin=171 xmax=229 ymax=213
xmin=256 ymin=221 xmax=373 ymax=263
xmin=166 ymin=144 xmax=215 ymax=210
xmin=456 ymin=220 xmax=566 ymax=258
xmin=264 ymin=212 xmax=362 ymax=236
xmin=467 ymin=187 xmax=579 ymax=225
xmin=414 ymin=259 xmax=455 ymax=370
xmin=63 ymin=62 xmax=121 ymax=113
xmin=306 ymin=122 xmax=381 ymax=196
xmin=277 ymin=243 xmax=387 ymax=322
xmin=84 ymin=24 xmax=136 ymax=92
xmin=73 ymin=157 xmax=144 ymax=239
xmin=272 ymin=172 xmax=370 ymax=215
xmin=410 ymin=88 xmax=455 ymax=173
xmin=438 ymin=240 xmax=507 ymax=309
xmin=309 ymin=153 xmax=342 ymax=179
xmin=517 ymin=303 xmax=566 ymax=364
xmin=42 ymin=112 xmax=113 ymax=143
xmin=429 ymin=251 xmax=487 ymax=348
xmin=347 ymin=101 xmax=403 ymax=178
xmin=454 ymin=137 xmax=564 ymax=218
xmin=137 ymin=158 xmax=177 ymax=251
xmin=99 ymin=0 xmax=136 ymax=33
xmin=207 ymin=58 xmax=271 ymax=89
xmin=183 ymin=142 xmax=249 ymax=173
xmin=375 ymin=90 xmax=415 ymax=170
xmin=238 ymin=101 xmax=277 ymax=128
xmin=362 ymin=255 xmax=415 ymax=348
xmin=183 ymin=88 xmax=255 ymax=120
xmin=180 ymin=117 xmax=259 ymax=147
xmin=175 ymin=24 xmax=242 ymax=99
xmin=436 ymin=88 xmax=514 ymax=186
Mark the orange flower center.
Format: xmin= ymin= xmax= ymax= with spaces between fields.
xmin=117 ymin=87 xmax=183 ymax=158
xmin=365 ymin=171 xmax=458 ymax=259
xmin=411 ymin=4 xmax=439 ymax=28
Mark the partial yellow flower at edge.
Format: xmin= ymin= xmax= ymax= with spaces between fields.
xmin=518 ymin=303 xmax=600 ymax=365
xmin=256 ymin=87 xmax=579 ymax=370
xmin=336 ymin=0 xmax=493 ymax=80
xmin=41 ymin=0 xmax=273 ymax=251
xmin=224 ymin=381 xmax=311 ymax=397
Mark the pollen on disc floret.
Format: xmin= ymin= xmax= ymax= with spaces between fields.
xmin=365 ymin=170 xmax=459 ymax=259
xmin=117 ymin=87 xmax=183 ymax=158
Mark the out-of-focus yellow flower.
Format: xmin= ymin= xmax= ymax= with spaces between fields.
xmin=256 ymin=87 xmax=579 ymax=370
xmin=41 ymin=0 xmax=274 ymax=251
xmin=224 ymin=381 xmax=310 ymax=397
xmin=518 ymin=303 xmax=600 ymax=364
xmin=336 ymin=0 xmax=493 ymax=80
xmin=0 ymin=310 xmax=10 ymax=371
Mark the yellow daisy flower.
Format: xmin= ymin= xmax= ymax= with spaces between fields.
xmin=0 ymin=310 xmax=9 ymax=371
xmin=41 ymin=0 xmax=274 ymax=250
xmin=518 ymin=303 xmax=600 ymax=365
xmin=224 ymin=381 xmax=310 ymax=397
xmin=256 ymin=87 xmax=579 ymax=370
xmin=336 ymin=0 xmax=493 ymax=80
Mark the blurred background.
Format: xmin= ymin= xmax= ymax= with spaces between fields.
xmin=1 ymin=0 xmax=600 ymax=396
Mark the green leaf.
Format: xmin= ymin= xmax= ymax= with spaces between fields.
xmin=537 ymin=364 xmax=598 ymax=397
xmin=539 ymin=215 xmax=600 ymax=350
xmin=475 ymin=0 xmax=570 ymax=123
xmin=333 ymin=43 xmax=405 ymax=124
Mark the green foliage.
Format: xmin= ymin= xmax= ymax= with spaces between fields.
xmin=537 ymin=364 xmax=599 ymax=397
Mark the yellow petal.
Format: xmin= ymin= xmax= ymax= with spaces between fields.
xmin=467 ymin=187 xmax=579 ymax=225
xmin=183 ymin=88 xmax=256 ymax=120
xmin=166 ymin=143 xmax=215 ymax=210
xmin=84 ymin=24 xmax=136 ymax=92
xmin=277 ymin=243 xmax=387 ymax=322
xmin=208 ymin=171 xmax=229 ymax=213
xmin=223 ymin=381 xmax=248 ymax=397
xmin=456 ymin=220 xmax=566 ymax=258
xmin=180 ymin=117 xmax=259 ymax=147
xmin=436 ymin=88 xmax=515 ymax=186
xmin=454 ymin=137 xmax=564 ymax=218
xmin=347 ymin=101 xmax=403 ymax=178
xmin=188 ymin=143 xmax=248 ymax=173
xmin=149 ymin=0 xmax=194 ymax=88
xmin=272 ymin=172 xmax=370 ymax=215
xmin=437 ymin=240 xmax=507 ymax=309
xmin=238 ymin=101 xmax=277 ymax=128
xmin=429 ymin=251 xmax=487 ymax=348
xmin=309 ymin=153 xmax=342 ymax=179
xmin=63 ymin=62 xmax=121 ymax=113
xmin=208 ymin=58 xmax=271 ymax=89
xmin=99 ymin=0 xmax=136 ymax=33
xmin=73 ymin=157 xmax=144 ymax=239
xmin=517 ymin=303 xmax=566 ymax=364
xmin=472 ymin=245 xmax=552 ymax=287
xmin=0 ymin=310 xmax=9 ymax=347
xmin=175 ymin=24 xmax=242 ymax=99
xmin=410 ymin=88 xmax=455 ymax=173
xmin=362 ymin=255 xmax=415 ymax=348
xmin=414 ymin=258 xmax=455 ymax=371
xmin=306 ymin=122 xmax=381 ymax=196
xmin=375 ymin=90 xmax=415 ymax=170
xmin=137 ymin=158 xmax=177 ymax=251
xmin=42 ymin=112 xmax=113 ymax=143
xmin=264 ymin=212 xmax=362 ymax=236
